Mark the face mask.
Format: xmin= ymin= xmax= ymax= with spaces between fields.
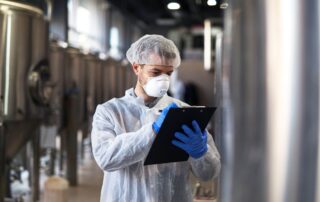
xmin=143 ymin=74 xmax=170 ymax=97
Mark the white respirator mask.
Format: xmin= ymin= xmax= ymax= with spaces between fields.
xmin=143 ymin=74 xmax=170 ymax=97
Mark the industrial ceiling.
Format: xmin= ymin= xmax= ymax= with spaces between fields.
xmin=107 ymin=0 xmax=225 ymax=28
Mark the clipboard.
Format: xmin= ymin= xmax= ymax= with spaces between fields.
xmin=144 ymin=107 xmax=217 ymax=165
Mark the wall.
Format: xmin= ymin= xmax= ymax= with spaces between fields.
xmin=178 ymin=59 xmax=214 ymax=107
xmin=179 ymin=59 xmax=217 ymax=199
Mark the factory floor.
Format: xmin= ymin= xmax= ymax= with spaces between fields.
xmin=6 ymin=148 xmax=211 ymax=202
xmin=64 ymin=156 xmax=103 ymax=202
xmin=10 ymin=132 xmax=216 ymax=202
xmin=35 ymin=140 xmax=216 ymax=202
xmin=38 ymin=152 xmax=103 ymax=202
xmin=37 ymin=154 xmax=216 ymax=202
xmin=38 ymin=156 xmax=216 ymax=202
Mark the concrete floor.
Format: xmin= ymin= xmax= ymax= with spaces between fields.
xmin=39 ymin=155 xmax=103 ymax=202
xmin=62 ymin=158 xmax=217 ymax=202
xmin=65 ymin=157 xmax=103 ymax=202
xmin=37 ymin=151 xmax=216 ymax=202
xmin=10 ymin=139 xmax=215 ymax=202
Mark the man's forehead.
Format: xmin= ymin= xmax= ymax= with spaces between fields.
xmin=147 ymin=53 xmax=174 ymax=67
xmin=147 ymin=64 xmax=173 ymax=68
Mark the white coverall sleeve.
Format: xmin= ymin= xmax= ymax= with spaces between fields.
xmin=188 ymin=132 xmax=221 ymax=181
xmin=91 ymin=105 xmax=155 ymax=172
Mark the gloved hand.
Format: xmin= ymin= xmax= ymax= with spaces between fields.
xmin=172 ymin=120 xmax=208 ymax=159
xmin=152 ymin=102 xmax=178 ymax=134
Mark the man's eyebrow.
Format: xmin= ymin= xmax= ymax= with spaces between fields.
xmin=148 ymin=67 xmax=174 ymax=73
xmin=149 ymin=68 xmax=162 ymax=71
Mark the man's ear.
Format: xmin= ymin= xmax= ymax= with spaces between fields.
xmin=132 ymin=63 xmax=140 ymax=75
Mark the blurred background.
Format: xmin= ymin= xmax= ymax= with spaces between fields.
xmin=0 ymin=0 xmax=319 ymax=202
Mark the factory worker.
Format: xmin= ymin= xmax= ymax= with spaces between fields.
xmin=91 ymin=34 xmax=221 ymax=202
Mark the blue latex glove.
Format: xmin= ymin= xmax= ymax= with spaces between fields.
xmin=152 ymin=102 xmax=178 ymax=134
xmin=172 ymin=120 xmax=208 ymax=159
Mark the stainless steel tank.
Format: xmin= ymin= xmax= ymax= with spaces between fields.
xmin=63 ymin=46 xmax=86 ymax=186
xmin=84 ymin=53 xmax=99 ymax=116
xmin=129 ymin=63 xmax=136 ymax=89
xmin=101 ymin=59 xmax=109 ymax=102
xmin=123 ymin=61 xmax=134 ymax=90
xmin=0 ymin=1 xmax=50 ymax=121
xmin=102 ymin=58 xmax=118 ymax=100
xmin=95 ymin=58 xmax=103 ymax=105
xmin=100 ymin=58 xmax=133 ymax=103
xmin=116 ymin=61 xmax=126 ymax=97
xmin=83 ymin=53 xmax=101 ymax=141
xmin=64 ymin=47 xmax=85 ymax=126
xmin=218 ymin=0 xmax=320 ymax=202
xmin=44 ymin=41 xmax=66 ymax=177
xmin=48 ymin=40 xmax=66 ymax=129
xmin=0 ymin=0 xmax=50 ymax=201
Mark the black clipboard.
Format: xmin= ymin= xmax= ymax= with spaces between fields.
xmin=144 ymin=107 xmax=216 ymax=165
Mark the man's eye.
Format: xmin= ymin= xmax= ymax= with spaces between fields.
xmin=150 ymin=72 xmax=160 ymax=76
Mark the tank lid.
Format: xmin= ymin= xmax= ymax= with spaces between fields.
xmin=0 ymin=0 xmax=43 ymax=15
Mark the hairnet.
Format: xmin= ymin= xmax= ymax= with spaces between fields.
xmin=126 ymin=34 xmax=181 ymax=68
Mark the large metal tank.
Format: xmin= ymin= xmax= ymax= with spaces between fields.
xmin=63 ymin=46 xmax=86 ymax=186
xmin=0 ymin=0 xmax=50 ymax=200
xmin=95 ymin=57 xmax=104 ymax=105
xmin=123 ymin=60 xmax=135 ymax=90
xmin=41 ymin=40 xmax=66 ymax=177
xmin=83 ymin=53 xmax=102 ymax=141
xmin=218 ymin=0 xmax=320 ymax=202
xmin=102 ymin=58 xmax=118 ymax=101
xmin=116 ymin=61 xmax=126 ymax=97
xmin=64 ymin=47 xmax=85 ymax=126
xmin=100 ymin=57 xmax=132 ymax=104
xmin=84 ymin=53 xmax=99 ymax=117
xmin=48 ymin=40 xmax=66 ymax=129
xmin=129 ymin=64 xmax=136 ymax=89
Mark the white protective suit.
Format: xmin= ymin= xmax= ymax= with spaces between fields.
xmin=91 ymin=88 xmax=221 ymax=202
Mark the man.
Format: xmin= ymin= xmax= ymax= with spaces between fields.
xmin=91 ymin=34 xmax=221 ymax=202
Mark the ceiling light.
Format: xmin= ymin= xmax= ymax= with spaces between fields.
xmin=207 ymin=0 xmax=217 ymax=6
xmin=167 ymin=2 xmax=181 ymax=10
xmin=220 ymin=0 xmax=228 ymax=9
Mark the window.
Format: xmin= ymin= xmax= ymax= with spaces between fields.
xmin=68 ymin=0 xmax=106 ymax=52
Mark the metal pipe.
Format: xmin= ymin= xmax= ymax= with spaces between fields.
xmin=66 ymin=94 xmax=79 ymax=186
xmin=0 ymin=124 xmax=5 ymax=202
xmin=317 ymin=1 xmax=320 ymax=200
xmin=31 ymin=129 xmax=40 ymax=201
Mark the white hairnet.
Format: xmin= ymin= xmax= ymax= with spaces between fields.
xmin=126 ymin=34 xmax=181 ymax=68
